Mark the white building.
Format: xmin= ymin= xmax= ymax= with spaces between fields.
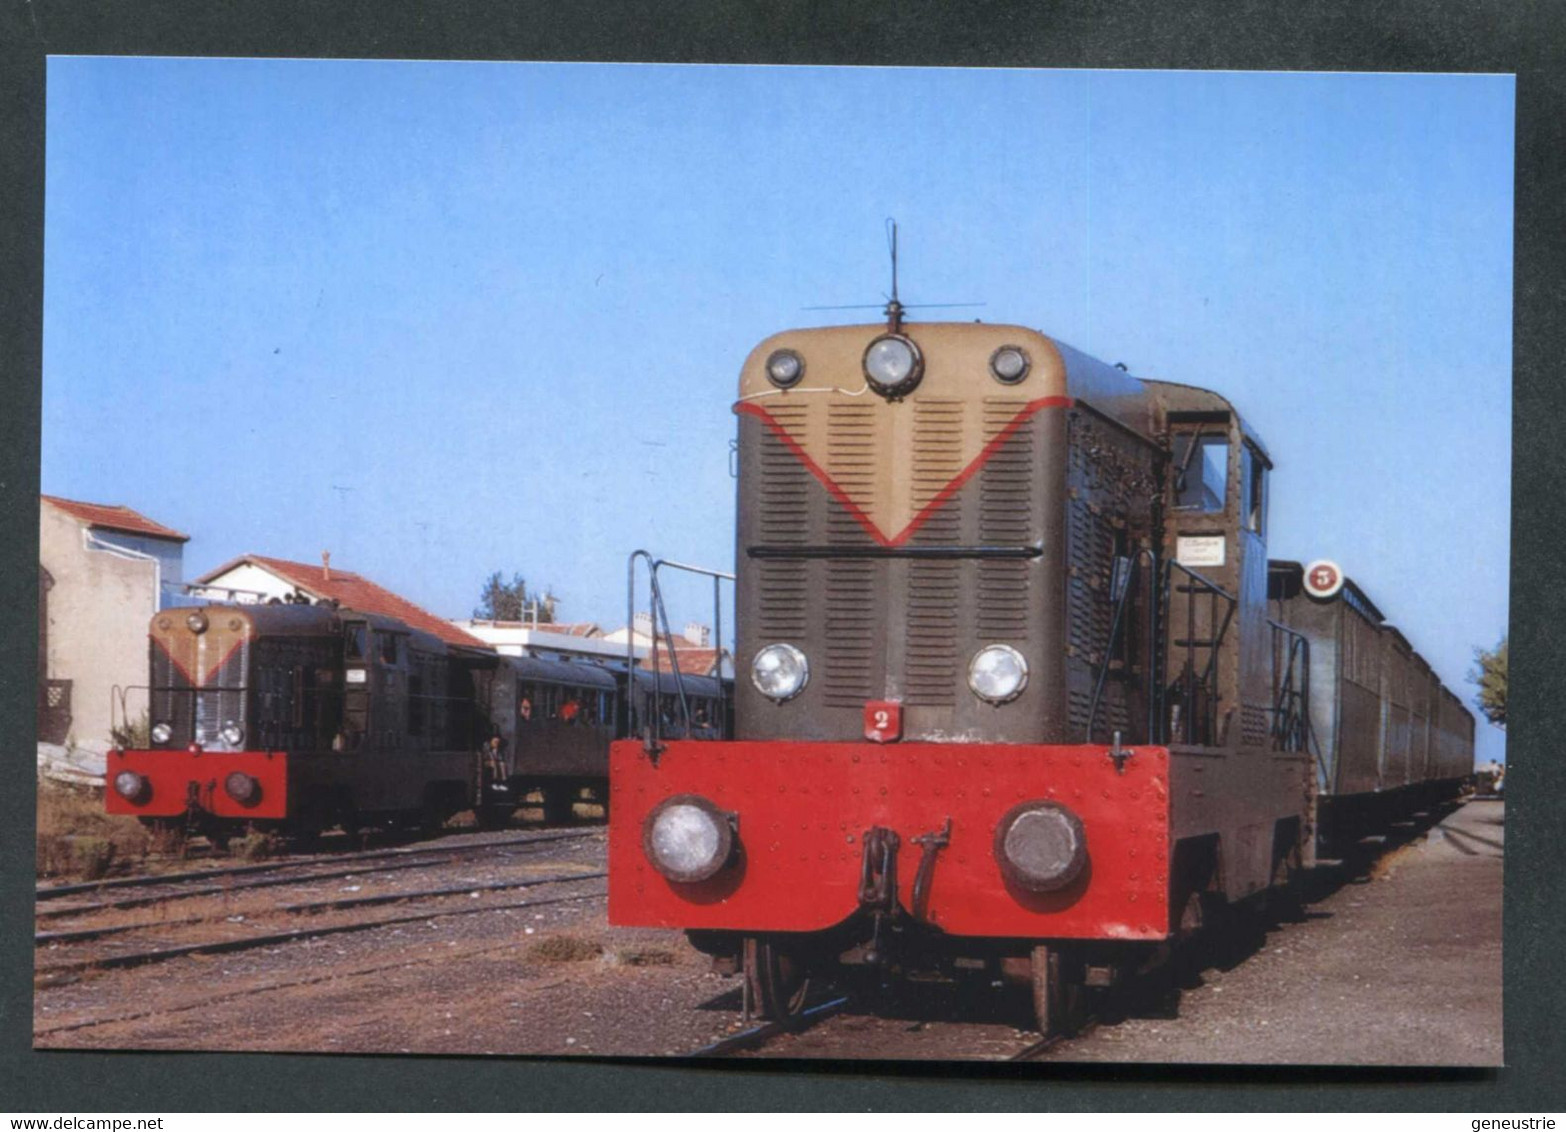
xmin=452 ymin=619 xmax=631 ymax=664
xmin=39 ymin=495 xmax=190 ymax=748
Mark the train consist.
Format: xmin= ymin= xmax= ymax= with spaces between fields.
xmin=104 ymin=602 xmax=728 ymax=843
xmin=607 ymin=306 xmax=1474 ymax=1034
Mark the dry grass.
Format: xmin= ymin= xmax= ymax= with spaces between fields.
xmin=36 ymin=776 xmax=150 ymax=880
xmin=608 ymin=944 xmax=676 ymax=967
xmin=235 ymin=829 xmax=282 ymax=862
xmin=526 ymin=935 xmax=604 ymax=963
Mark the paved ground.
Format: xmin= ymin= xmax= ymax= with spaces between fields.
xmin=1050 ymin=798 xmax=1504 ymax=1066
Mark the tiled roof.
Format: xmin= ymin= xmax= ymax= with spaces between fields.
xmin=640 ymin=646 xmax=722 ymax=675
xmin=196 ymin=554 xmax=488 ymax=650
xmin=42 ymin=495 xmax=189 ymax=542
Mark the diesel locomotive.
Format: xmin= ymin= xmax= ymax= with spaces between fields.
xmin=606 ymin=305 xmax=1474 ymax=1034
xmin=105 ymin=602 xmax=730 ymax=843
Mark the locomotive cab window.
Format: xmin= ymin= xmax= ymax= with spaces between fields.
xmin=344 ymin=625 xmax=367 ymax=660
xmin=1172 ymin=432 xmax=1230 ymax=513
xmin=1242 ymin=444 xmax=1269 ymax=535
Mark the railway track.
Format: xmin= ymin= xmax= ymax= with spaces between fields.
xmin=36 ymin=871 xmax=607 ymax=979
xmin=36 ymin=830 xmax=602 ymax=923
xmin=687 ymin=995 xmax=853 ymax=1057
xmin=36 ymin=827 xmax=600 ymax=903
xmin=36 ymin=824 xmax=610 ymax=985
xmin=685 ymin=989 xmax=1089 ymax=1061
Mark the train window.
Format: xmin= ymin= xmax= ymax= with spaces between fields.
xmin=1242 ymin=445 xmax=1268 ymax=534
xmin=378 ymin=632 xmax=400 ymax=665
xmin=344 ymin=625 xmax=367 ymax=660
xmin=1173 ymin=433 xmax=1229 ymax=513
xmin=518 ymin=683 xmax=537 ymax=723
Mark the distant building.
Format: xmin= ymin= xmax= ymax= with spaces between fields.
xmin=602 ymin=614 xmax=734 ymax=678
xmin=38 ymin=495 xmax=190 ymax=748
xmin=192 ymin=553 xmax=487 ymax=651
xmin=453 ymin=619 xmax=628 ymax=664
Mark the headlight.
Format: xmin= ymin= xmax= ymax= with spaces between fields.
xmin=862 ymin=334 xmax=923 ymax=398
xmin=150 ymin=721 xmax=173 ymax=744
xmin=224 ymin=772 xmax=259 ymax=805
xmin=220 ymin=722 xmax=244 ymax=747
xmin=994 ymin=801 xmax=1087 ymax=893
xmin=765 ymin=348 xmax=805 ymax=389
xmin=751 ymin=643 xmax=809 ymax=702
xmin=642 ymin=794 xmax=734 ymax=884
xmin=113 ymin=770 xmax=147 ymax=802
xmin=989 ymin=345 xmax=1030 ymax=384
xmin=186 ymin=611 xmax=208 ymax=634
xmin=968 ymin=644 xmax=1028 ymax=704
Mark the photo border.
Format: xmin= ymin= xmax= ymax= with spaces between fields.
xmin=2 ymin=0 xmax=1558 ymax=1110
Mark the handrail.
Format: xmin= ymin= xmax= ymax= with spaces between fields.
xmin=1164 ymin=560 xmax=1237 ymax=746
xmin=1266 ymin=619 xmax=1314 ymax=754
xmin=625 ymin=550 xmax=735 ymax=757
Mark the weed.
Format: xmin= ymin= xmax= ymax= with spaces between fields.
xmin=236 ymin=829 xmax=281 ymax=862
xmin=36 ymin=774 xmax=149 ymax=879
xmin=526 ymin=935 xmax=604 ymax=963
xmin=611 ymin=945 xmax=676 ymax=967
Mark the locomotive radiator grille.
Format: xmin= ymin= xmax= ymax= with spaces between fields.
xmin=826 ymin=402 xmax=878 ymax=542
xmin=1069 ymin=687 xmax=1129 ymax=733
xmin=746 ymin=386 xmax=1049 ymax=718
xmin=908 ymin=399 xmax=965 ymax=545
xmin=979 ymin=398 xmax=1035 ymax=545
xmin=759 ymin=405 xmax=811 ymax=546
xmin=905 ymin=560 xmax=960 ymax=705
xmin=1067 ymin=496 xmax=1115 ymax=663
xmin=757 ymin=561 xmax=808 ymax=638
xmin=823 ymin=559 xmax=876 ymax=705
xmin=977 ymin=559 xmax=1030 ymax=639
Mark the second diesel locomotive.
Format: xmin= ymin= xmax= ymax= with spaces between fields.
xmin=607 ymin=307 xmax=1474 ymax=1033
xmin=106 ymin=602 xmax=730 ymax=842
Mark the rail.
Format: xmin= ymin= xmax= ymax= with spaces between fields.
xmin=625 ymin=551 xmax=735 ymax=756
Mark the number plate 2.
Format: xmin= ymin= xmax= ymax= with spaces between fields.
xmin=863 ymin=700 xmax=902 ymax=743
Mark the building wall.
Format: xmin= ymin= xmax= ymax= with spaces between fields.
xmin=89 ymin=529 xmax=185 ymax=602
xmin=39 ymin=505 xmax=172 ymax=748
xmin=194 ymin=563 xmax=304 ymax=603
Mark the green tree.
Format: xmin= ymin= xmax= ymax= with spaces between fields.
xmin=1469 ymin=636 xmax=1507 ymax=729
xmin=474 ymin=571 xmax=557 ymax=623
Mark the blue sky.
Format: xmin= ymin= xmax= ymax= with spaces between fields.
xmin=43 ymin=61 xmax=1513 ymax=762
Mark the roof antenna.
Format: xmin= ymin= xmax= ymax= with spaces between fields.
xmin=885 ymin=218 xmax=903 ymax=333
xmin=801 ymin=221 xmax=984 ymax=323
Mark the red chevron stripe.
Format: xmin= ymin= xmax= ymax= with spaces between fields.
xmin=735 ymin=396 xmax=1071 ymax=546
xmin=154 ymin=634 xmax=248 ymax=687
